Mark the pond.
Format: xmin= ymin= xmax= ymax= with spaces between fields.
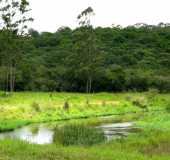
xmin=0 ymin=120 xmax=138 ymax=145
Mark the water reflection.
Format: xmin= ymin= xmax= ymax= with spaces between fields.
xmin=98 ymin=122 xmax=134 ymax=141
xmin=0 ymin=125 xmax=54 ymax=144
xmin=0 ymin=122 xmax=137 ymax=145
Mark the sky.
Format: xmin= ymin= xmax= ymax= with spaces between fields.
xmin=29 ymin=0 xmax=170 ymax=32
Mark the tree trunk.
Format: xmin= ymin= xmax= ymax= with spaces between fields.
xmin=6 ymin=69 xmax=9 ymax=92
xmin=86 ymin=79 xmax=89 ymax=93
xmin=12 ymin=69 xmax=15 ymax=92
xmin=9 ymin=64 xmax=14 ymax=93
xmin=86 ymin=76 xmax=92 ymax=93
xmin=10 ymin=65 xmax=12 ymax=92
xmin=89 ymin=76 xmax=92 ymax=93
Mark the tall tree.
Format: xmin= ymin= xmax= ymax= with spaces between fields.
xmin=75 ymin=7 xmax=100 ymax=93
xmin=0 ymin=0 xmax=33 ymax=92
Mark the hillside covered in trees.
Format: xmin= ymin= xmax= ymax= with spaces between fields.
xmin=0 ymin=23 xmax=170 ymax=92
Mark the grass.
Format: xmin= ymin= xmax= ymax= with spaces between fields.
xmin=0 ymin=119 xmax=30 ymax=132
xmin=0 ymin=91 xmax=169 ymax=131
xmin=54 ymin=124 xmax=105 ymax=146
xmin=1 ymin=113 xmax=170 ymax=160
xmin=0 ymin=91 xmax=170 ymax=159
xmin=0 ymin=92 xmax=139 ymax=131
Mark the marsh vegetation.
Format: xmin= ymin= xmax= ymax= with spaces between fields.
xmin=0 ymin=92 xmax=169 ymax=159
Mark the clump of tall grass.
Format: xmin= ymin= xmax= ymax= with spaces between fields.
xmin=54 ymin=124 xmax=105 ymax=146
xmin=31 ymin=102 xmax=41 ymax=112
xmin=86 ymin=98 xmax=90 ymax=106
xmin=146 ymin=88 xmax=159 ymax=101
xmin=132 ymin=97 xmax=148 ymax=111
xmin=125 ymin=95 xmax=132 ymax=102
xmin=102 ymin=100 xmax=106 ymax=107
xmin=63 ymin=100 xmax=70 ymax=112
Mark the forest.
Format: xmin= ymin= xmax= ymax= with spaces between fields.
xmin=1 ymin=21 xmax=170 ymax=92
xmin=0 ymin=0 xmax=170 ymax=94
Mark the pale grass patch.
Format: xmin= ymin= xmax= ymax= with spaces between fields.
xmin=91 ymin=100 xmax=120 ymax=106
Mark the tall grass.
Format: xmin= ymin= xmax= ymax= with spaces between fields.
xmin=1 ymin=126 xmax=170 ymax=160
xmin=54 ymin=124 xmax=105 ymax=146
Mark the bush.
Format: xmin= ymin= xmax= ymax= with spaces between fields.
xmin=125 ymin=73 xmax=150 ymax=92
xmin=153 ymin=76 xmax=170 ymax=93
xmin=54 ymin=124 xmax=105 ymax=146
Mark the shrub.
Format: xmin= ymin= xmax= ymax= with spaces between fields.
xmin=153 ymin=76 xmax=170 ymax=93
xmin=125 ymin=74 xmax=150 ymax=92
xmin=54 ymin=124 xmax=105 ymax=146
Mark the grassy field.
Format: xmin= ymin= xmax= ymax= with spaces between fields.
xmin=0 ymin=91 xmax=169 ymax=131
xmin=0 ymin=91 xmax=170 ymax=159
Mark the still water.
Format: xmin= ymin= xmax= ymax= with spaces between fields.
xmin=0 ymin=121 xmax=137 ymax=144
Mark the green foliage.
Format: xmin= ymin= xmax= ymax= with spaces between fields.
xmin=153 ymin=76 xmax=170 ymax=93
xmin=0 ymin=0 xmax=33 ymax=92
xmin=1 ymin=21 xmax=170 ymax=92
xmin=54 ymin=124 xmax=105 ymax=146
xmin=125 ymin=72 xmax=150 ymax=92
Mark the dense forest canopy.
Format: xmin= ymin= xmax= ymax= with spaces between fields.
xmin=0 ymin=23 xmax=170 ymax=92
xmin=0 ymin=2 xmax=170 ymax=93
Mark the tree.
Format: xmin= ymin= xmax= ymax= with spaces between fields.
xmin=1 ymin=14 xmax=170 ymax=92
xmin=75 ymin=7 xmax=100 ymax=93
xmin=0 ymin=0 xmax=33 ymax=92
